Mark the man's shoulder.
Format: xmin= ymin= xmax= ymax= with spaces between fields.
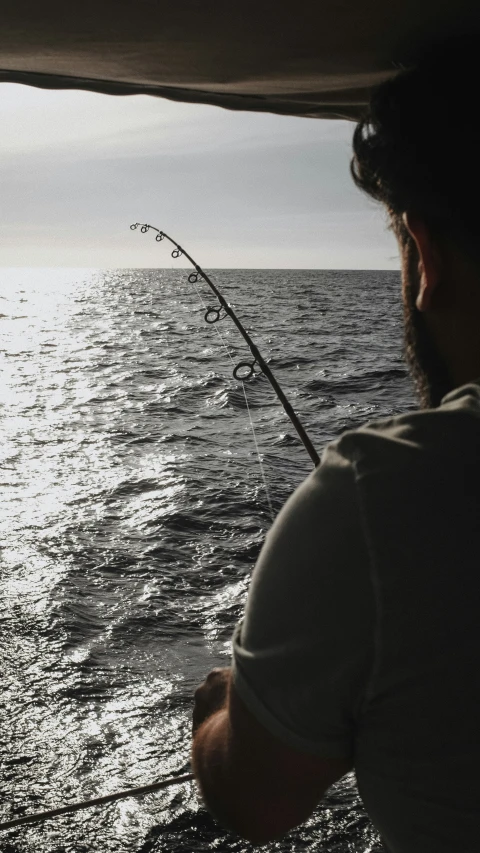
xmin=327 ymin=381 xmax=480 ymax=475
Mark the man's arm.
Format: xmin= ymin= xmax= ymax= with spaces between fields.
xmin=192 ymin=445 xmax=373 ymax=841
xmin=192 ymin=668 xmax=352 ymax=844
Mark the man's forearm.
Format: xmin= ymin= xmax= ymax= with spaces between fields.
xmin=192 ymin=707 xmax=234 ymax=827
xmin=192 ymin=674 xmax=342 ymax=844
xmin=192 ymin=700 xmax=291 ymax=844
xmin=192 ymin=706 xmax=276 ymax=842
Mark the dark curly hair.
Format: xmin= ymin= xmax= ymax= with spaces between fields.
xmin=351 ymin=37 xmax=480 ymax=254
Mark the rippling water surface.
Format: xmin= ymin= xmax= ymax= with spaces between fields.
xmin=0 ymin=267 xmax=415 ymax=852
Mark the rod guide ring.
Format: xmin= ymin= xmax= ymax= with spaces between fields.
xmin=204 ymin=306 xmax=224 ymax=324
xmin=233 ymin=360 xmax=258 ymax=381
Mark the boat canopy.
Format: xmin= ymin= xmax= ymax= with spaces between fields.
xmin=1 ymin=1 xmax=480 ymax=120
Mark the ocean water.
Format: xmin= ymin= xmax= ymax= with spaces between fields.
xmin=0 ymin=267 xmax=415 ymax=853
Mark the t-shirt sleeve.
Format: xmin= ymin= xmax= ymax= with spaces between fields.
xmin=232 ymin=442 xmax=375 ymax=759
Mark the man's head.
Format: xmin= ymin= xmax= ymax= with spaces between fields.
xmin=351 ymin=37 xmax=480 ymax=408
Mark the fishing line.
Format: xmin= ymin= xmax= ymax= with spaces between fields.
xmin=187 ymin=270 xmax=237 ymax=367
xmin=182 ymin=267 xmax=275 ymax=522
xmin=241 ymin=384 xmax=275 ymax=523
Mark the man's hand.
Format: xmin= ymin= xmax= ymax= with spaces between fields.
xmin=192 ymin=667 xmax=231 ymax=733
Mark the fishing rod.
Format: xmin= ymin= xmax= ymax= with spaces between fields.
xmin=130 ymin=223 xmax=320 ymax=467
xmin=0 ymin=774 xmax=194 ymax=831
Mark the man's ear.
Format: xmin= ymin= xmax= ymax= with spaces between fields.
xmin=402 ymin=212 xmax=442 ymax=311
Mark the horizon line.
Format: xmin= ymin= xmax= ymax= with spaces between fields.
xmin=0 ymin=265 xmax=401 ymax=272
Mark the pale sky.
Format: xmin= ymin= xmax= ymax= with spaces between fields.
xmin=0 ymin=83 xmax=399 ymax=269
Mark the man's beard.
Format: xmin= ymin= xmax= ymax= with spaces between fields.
xmin=403 ymin=275 xmax=452 ymax=409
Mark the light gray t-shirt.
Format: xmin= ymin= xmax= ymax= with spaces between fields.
xmin=232 ymin=380 xmax=480 ymax=853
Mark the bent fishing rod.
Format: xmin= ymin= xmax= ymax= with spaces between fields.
xmin=130 ymin=223 xmax=319 ymax=467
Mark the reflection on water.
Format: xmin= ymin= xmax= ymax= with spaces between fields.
xmin=0 ymin=268 xmax=411 ymax=852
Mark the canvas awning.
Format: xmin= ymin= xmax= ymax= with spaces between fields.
xmin=1 ymin=1 xmax=480 ymax=120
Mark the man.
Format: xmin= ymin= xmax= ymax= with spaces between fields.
xmin=191 ymin=38 xmax=480 ymax=852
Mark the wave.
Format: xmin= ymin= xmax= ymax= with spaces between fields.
xmin=306 ymin=366 xmax=408 ymax=395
